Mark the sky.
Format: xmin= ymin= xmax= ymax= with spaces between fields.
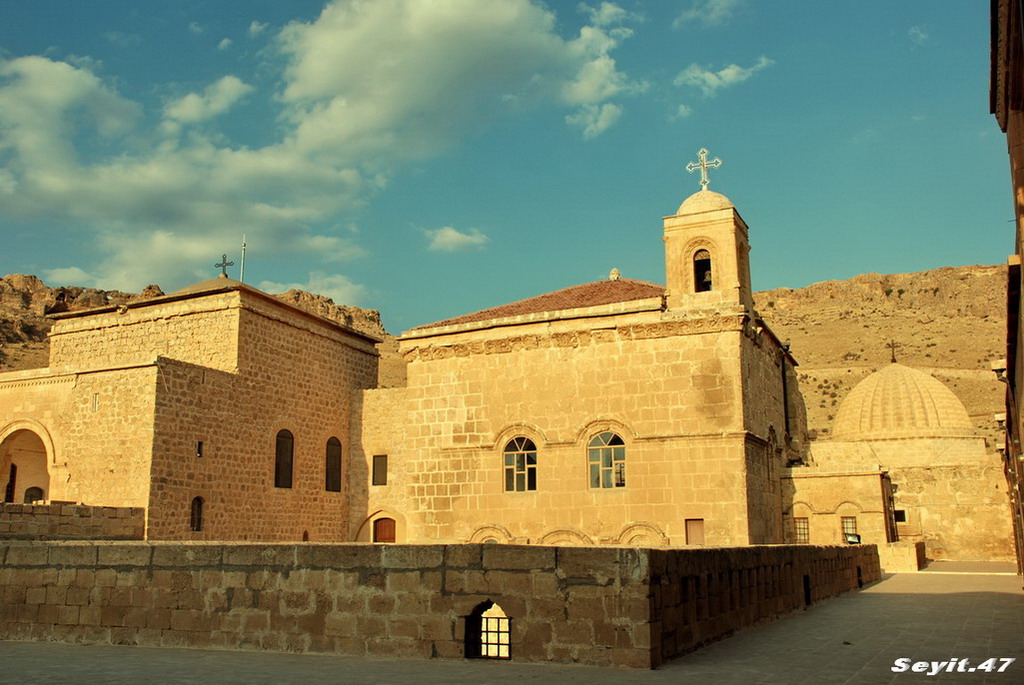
xmin=0 ymin=0 xmax=1013 ymax=333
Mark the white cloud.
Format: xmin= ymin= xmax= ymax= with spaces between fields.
xmin=578 ymin=2 xmax=640 ymax=27
xmin=425 ymin=226 xmax=490 ymax=252
xmin=674 ymin=0 xmax=743 ymax=27
xmin=278 ymin=0 xmax=641 ymax=149
xmin=249 ymin=21 xmax=269 ymax=37
xmin=908 ymin=26 xmax=929 ymax=46
xmin=103 ymin=32 xmax=142 ymax=48
xmin=674 ymin=56 xmax=773 ymax=97
xmin=672 ymin=104 xmax=693 ymax=120
xmin=259 ymin=272 xmax=368 ymax=305
xmin=218 ymin=38 xmax=233 ymax=51
xmin=0 ymin=1 xmax=642 ymax=293
xmin=42 ymin=266 xmax=96 ymax=287
xmin=188 ymin=22 xmax=204 ymax=35
xmin=566 ymin=102 xmax=622 ymax=139
xmin=163 ymin=75 xmax=253 ymax=124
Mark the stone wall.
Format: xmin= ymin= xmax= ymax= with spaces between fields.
xmin=0 ymin=541 xmax=879 ymax=668
xmin=0 ymin=504 xmax=144 ymax=540
xmin=379 ymin=311 xmax=766 ymax=547
xmin=145 ymin=292 xmax=379 ymax=542
xmin=648 ymin=544 xmax=880 ymax=666
xmin=49 ymin=293 xmax=240 ymax=372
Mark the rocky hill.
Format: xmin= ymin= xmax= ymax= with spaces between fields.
xmin=0 ymin=265 xmax=1007 ymax=444
xmin=754 ymin=264 xmax=1007 ymax=447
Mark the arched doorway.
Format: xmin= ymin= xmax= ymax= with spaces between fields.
xmin=0 ymin=429 xmax=49 ymax=504
xmin=373 ymin=517 xmax=396 ymax=543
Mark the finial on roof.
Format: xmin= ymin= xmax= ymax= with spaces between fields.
xmin=609 ymin=268 xmax=621 ymax=281
xmin=216 ymin=253 xmax=235 ymax=279
xmin=685 ymin=147 xmax=722 ymax=191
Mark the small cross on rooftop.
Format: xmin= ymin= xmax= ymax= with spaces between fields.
xmin=216 ymin=254 xmax=235 ymax=279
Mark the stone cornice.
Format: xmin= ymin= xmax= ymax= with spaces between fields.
xmin=403 ymin=314 xmax=745 ymax=361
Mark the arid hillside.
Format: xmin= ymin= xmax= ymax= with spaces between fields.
xmin=0 ymin=265 xmax=1007 ymax=444
xmin=754 ymin=264 xmax=1007 ymax=446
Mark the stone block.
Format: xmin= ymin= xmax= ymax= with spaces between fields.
xmin=381 ymin=545 xmax=443 ymax=569
xmin=5 ymin=545 xmax=48 ymax=566
xmin=47 ymin=544 xmax=97 ymax=568
xmin=483 ymin=545 xmax=555 ymax=571
xmin=97 ymin=545 xmax=152 ymax=567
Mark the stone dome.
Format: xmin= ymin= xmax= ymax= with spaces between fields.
xmin=677 ymin=189 xmax=734 ymax=215
xmin=831 ymin=363 xmax=975 ymax=440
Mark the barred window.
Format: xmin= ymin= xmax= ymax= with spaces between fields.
xmin=466 ymin=601 xmax=510 ymax=659
xmin=588 ymin=432 xmax=626 ymax=489
xmin=794 ymin=517 xmax=809 ymax=544
xmin=841 ymin=516 xmax=858 ymax=536
xmin=325 ymin=437 xmax=342 ymax=492
xmin=503 ymin=437 xmax=537 ymax=492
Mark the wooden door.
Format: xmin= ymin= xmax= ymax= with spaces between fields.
xmin=373 ymin=517 xmax=396 ymax=543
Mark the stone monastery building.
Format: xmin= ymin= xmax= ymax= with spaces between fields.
xmin=0 ymin=182 xmax=1013 ymax=563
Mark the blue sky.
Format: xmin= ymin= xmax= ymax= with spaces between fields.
xmin=0 ymin=0 xmax=1011 ymax=332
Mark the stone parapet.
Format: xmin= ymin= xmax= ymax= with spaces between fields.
xmin=0 ymin=542 xmax=878 ymax=668
xmin=0 ymin=504 xmax=145 ymax=541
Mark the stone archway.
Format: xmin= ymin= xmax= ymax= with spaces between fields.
xmin=0 ymin=429 xmax=50 ymax=503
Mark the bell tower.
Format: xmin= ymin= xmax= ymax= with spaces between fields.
xmin=663 ymin=149 xmax=753 ymax=313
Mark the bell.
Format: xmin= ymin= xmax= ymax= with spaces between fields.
xmin=703 ymin=271 xmax=712 ymax=284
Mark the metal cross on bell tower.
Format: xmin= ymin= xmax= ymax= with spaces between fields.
xmin=215 ymin=254 xmax=235 ymax=279
xmin=686 ymin=147 xmax=722 ymax=191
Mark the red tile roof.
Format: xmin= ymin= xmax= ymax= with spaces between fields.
xmin=413 ymin=278 xmax=666 ymax=330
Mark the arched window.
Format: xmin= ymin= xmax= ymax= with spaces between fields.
xmin=588 ymin=432 xmax=626 ymax=489
xmin=503 ymin=437 xmax=537 ymax=492
xmin=694 ymin=249 xmax=713 ymax=292
xmin=325 ymin=437 xmax=342 ymax=492
xmin=190 ymin=497 xmax=204 ymax=532
xmin=274 ymin=429 xmax=294 ymax=488
xmin=465 ymin=601 xmax=511 ymax=659
xmin=23 ymin=486 xmax=44 ymax=503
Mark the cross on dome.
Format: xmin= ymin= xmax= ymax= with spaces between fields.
xmin=686 ymin=148 xmax=722 ymax=191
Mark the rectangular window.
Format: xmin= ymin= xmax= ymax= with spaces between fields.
xmin=685 ymin=518 xmax=705 ymax=545
xmin=196 ymin=441 xmax=204 ymax=459
xmin=91 ymin=393 xmax=99 ymax=412
xmin=794 ymin=517 xmax=810 ymax=544
xmin=372 ymin=454 xmax=388 ymax=486
xmin=841 ymin=516 xmax=858 ymax=536
xmin=893 ymin=510 xmax=907 ymax=523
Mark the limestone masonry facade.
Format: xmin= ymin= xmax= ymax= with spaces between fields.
xmin=0 ymin=186 xmax=1014 ymax=566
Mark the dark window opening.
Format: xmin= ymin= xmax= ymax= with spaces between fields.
xmin=325 ymin=437 xmax=342 ymax=492
xmin=196 ymin=441 xmax=204 ymax=459
xmin=694 ymin=249 xmax=713 ymax=292
xmin=465 ymin=601 xmax=511 ymax=659
xmin=372 ymin=454 xmax=388 ymax=486
xmin=23 ymin=486 xmax=44 ymax=504
xmin=894 ymin=510 xmax=907 ymax=523
xmin=588 ymin=432 xmax=625 ymax=489
xmin=274 ymin=429 xmax=294 ymax=489
xmin=803 ymin=574 xmax=812 ymax=606
xmin=4 ymin=464 xmax=17 ymax=503
xmin=373 ymin=517 xmax=396 ymax=543
xmin=503 ymin=437 xmax=537 ymax=492
xmin=190 ymin=497 xmax=204 ymax=532
xmin=302 ymin=530 xmax=309 ymax=542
